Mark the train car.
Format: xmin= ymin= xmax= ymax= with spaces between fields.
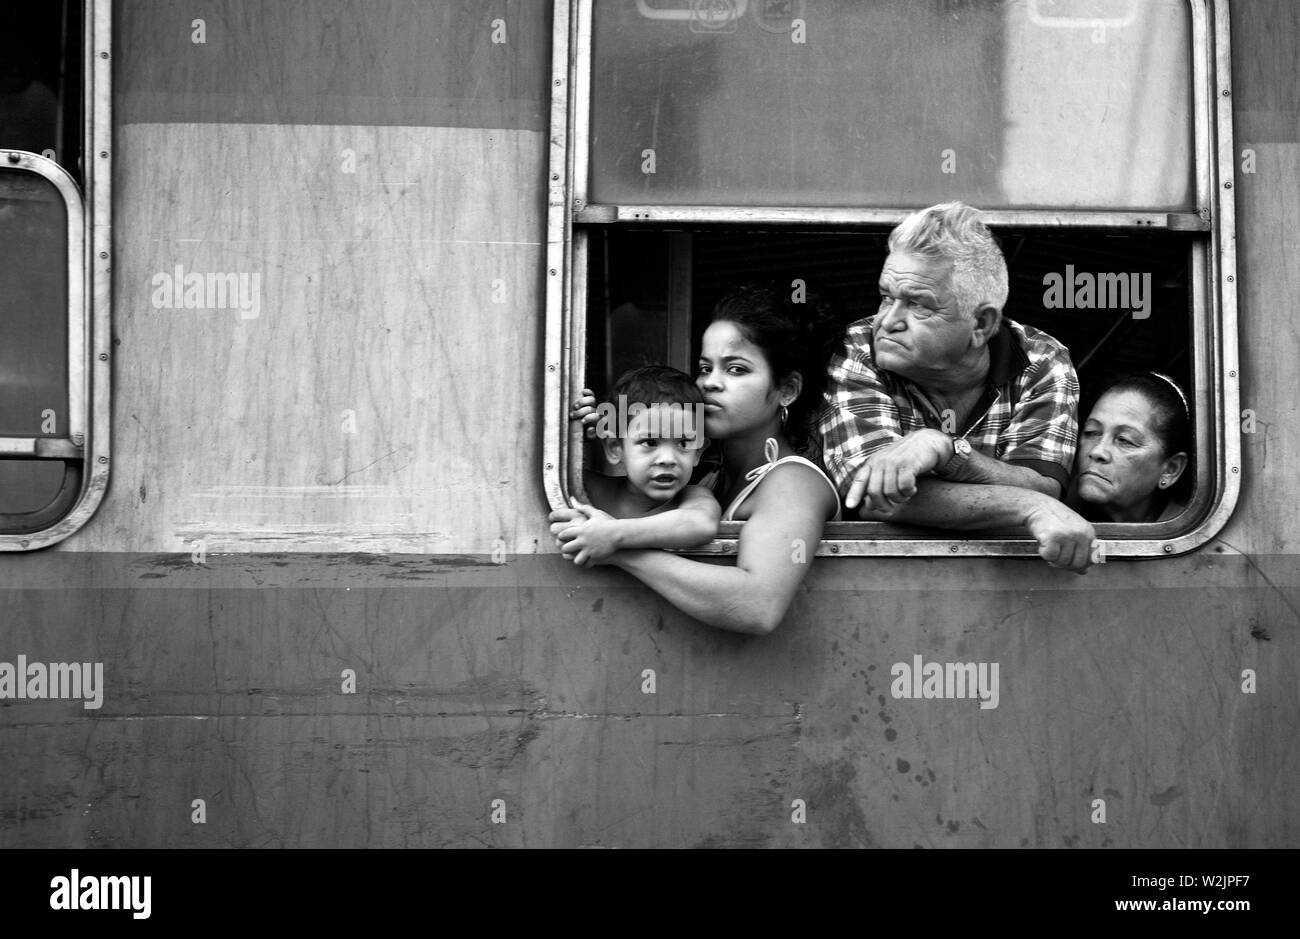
xmin=1 ymin=0 xmax=1296 ymax=855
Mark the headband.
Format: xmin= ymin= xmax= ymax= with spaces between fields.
xmin=1147 ymin=371 xmax=1190 ymax=419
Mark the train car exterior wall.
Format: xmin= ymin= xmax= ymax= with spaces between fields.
xmin=1 ymin=0 xmax=1297 ymax=848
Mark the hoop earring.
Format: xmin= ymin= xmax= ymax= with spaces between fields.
xmin=780 ymin=404 xmax=789 ymax=427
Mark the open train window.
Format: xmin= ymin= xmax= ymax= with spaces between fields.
xmin=544 ymin=0 xmax=1240 ymax=559
xmin=0 ymin=0 xmax=111 ymax=550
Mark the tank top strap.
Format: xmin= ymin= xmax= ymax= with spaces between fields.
xmin=721 ymin=438 xmax=842 ymax=522
xmin=741 ymin=437 xmax=782 ymax=484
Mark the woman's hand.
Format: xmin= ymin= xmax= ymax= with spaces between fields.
xmin=549 ymin=503 xmax=621 ymax=567
xmin=570 ymin=388 xmax=600 ymax=440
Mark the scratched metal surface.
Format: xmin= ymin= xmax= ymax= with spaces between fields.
xmin=58 ymin=0 xmax=553 ymax=555
xmin=0 ymin=552 xmax=1296 ymax=847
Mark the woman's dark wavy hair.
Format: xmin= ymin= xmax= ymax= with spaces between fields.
xmin=708 ymin=282 xmax=844 ymax=454
xmin=1094 ymin=371 xmax=1194 ymax=509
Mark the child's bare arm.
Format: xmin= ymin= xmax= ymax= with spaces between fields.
xmin=551 ymin=486 xmax=720 ymax=565
xmin=611 ymin=485 xmax=720 ymax=550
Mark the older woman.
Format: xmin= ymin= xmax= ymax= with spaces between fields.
xmin=550 ymin=285 xmax=841 ymax=635
xmin=1070 ymin=372 xmax=1192 ymax=523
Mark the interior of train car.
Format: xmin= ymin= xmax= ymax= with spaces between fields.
xmin=586 ymin=227 xmax=1194 ymax=430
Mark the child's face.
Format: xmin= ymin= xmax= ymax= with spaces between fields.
xmin=605 ymin=406 xmax=704 ymax=504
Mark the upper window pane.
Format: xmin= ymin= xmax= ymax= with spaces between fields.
xmin=590 ymin=0 xmax=1192 ymax=210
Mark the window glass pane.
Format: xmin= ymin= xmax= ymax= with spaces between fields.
xmin=590 ymin=0 xmax=1191 ymax=210
xmin=0 ymin=170 xmax=69 ymax=437
xmin=0 ymin=461 xmax=69 ymax=517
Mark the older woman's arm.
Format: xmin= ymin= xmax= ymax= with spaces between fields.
xmin=605 ymin=464 xmax=835 ymax=636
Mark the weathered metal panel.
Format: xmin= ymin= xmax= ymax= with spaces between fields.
xmin=66 ymin=121 xmax=550 ymax=554
xmin=1225 ymin=0 xmax=1300 ymax=556
xmin=1 ymin=554 xmax=1296 ymax=847
xmin=59 ymin=0 xmax=553 ymax=554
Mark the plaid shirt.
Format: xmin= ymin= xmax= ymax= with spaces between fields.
xmin=819 ymin=316 xmax=1079 ymax=496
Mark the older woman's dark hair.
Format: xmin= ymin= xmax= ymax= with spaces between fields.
xmin=1097 ymin=371 xmax=1194 ymax=507
xmin=710 ymin=283 xmax=843 ymax=453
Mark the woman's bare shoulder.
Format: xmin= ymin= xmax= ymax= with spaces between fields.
xmin=730 ymin=459 xmax=837 ymax=523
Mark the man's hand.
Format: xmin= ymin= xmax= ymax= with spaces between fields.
xmin=1023 ymin=498 xmax=1098 ymax=573
xmin=846 ymin=429 xmax=953 ymax=517
xmin=549 ymin=503 xmax=622 ymax=567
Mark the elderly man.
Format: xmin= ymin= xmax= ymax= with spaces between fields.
xmin=819 ymin=202 xmax=1097 ymax=571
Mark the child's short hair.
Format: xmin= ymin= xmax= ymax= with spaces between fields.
xmin=608 ymin=365 xmax=704 ymax=413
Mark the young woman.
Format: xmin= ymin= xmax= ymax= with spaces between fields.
xmin=1070 ymin=371 xmax=1192 ymax=523
xmin=550 ymin=285 xmax=841 ymax=635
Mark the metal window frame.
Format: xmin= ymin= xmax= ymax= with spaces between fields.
xmin=0 ymin=0 xmax=112 ymax=551
xmin=544 ymin=0 xmax=1240 ymax=560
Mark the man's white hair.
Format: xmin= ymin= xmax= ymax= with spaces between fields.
xmin=887 ymin=202 xmax=1009 ymax=320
